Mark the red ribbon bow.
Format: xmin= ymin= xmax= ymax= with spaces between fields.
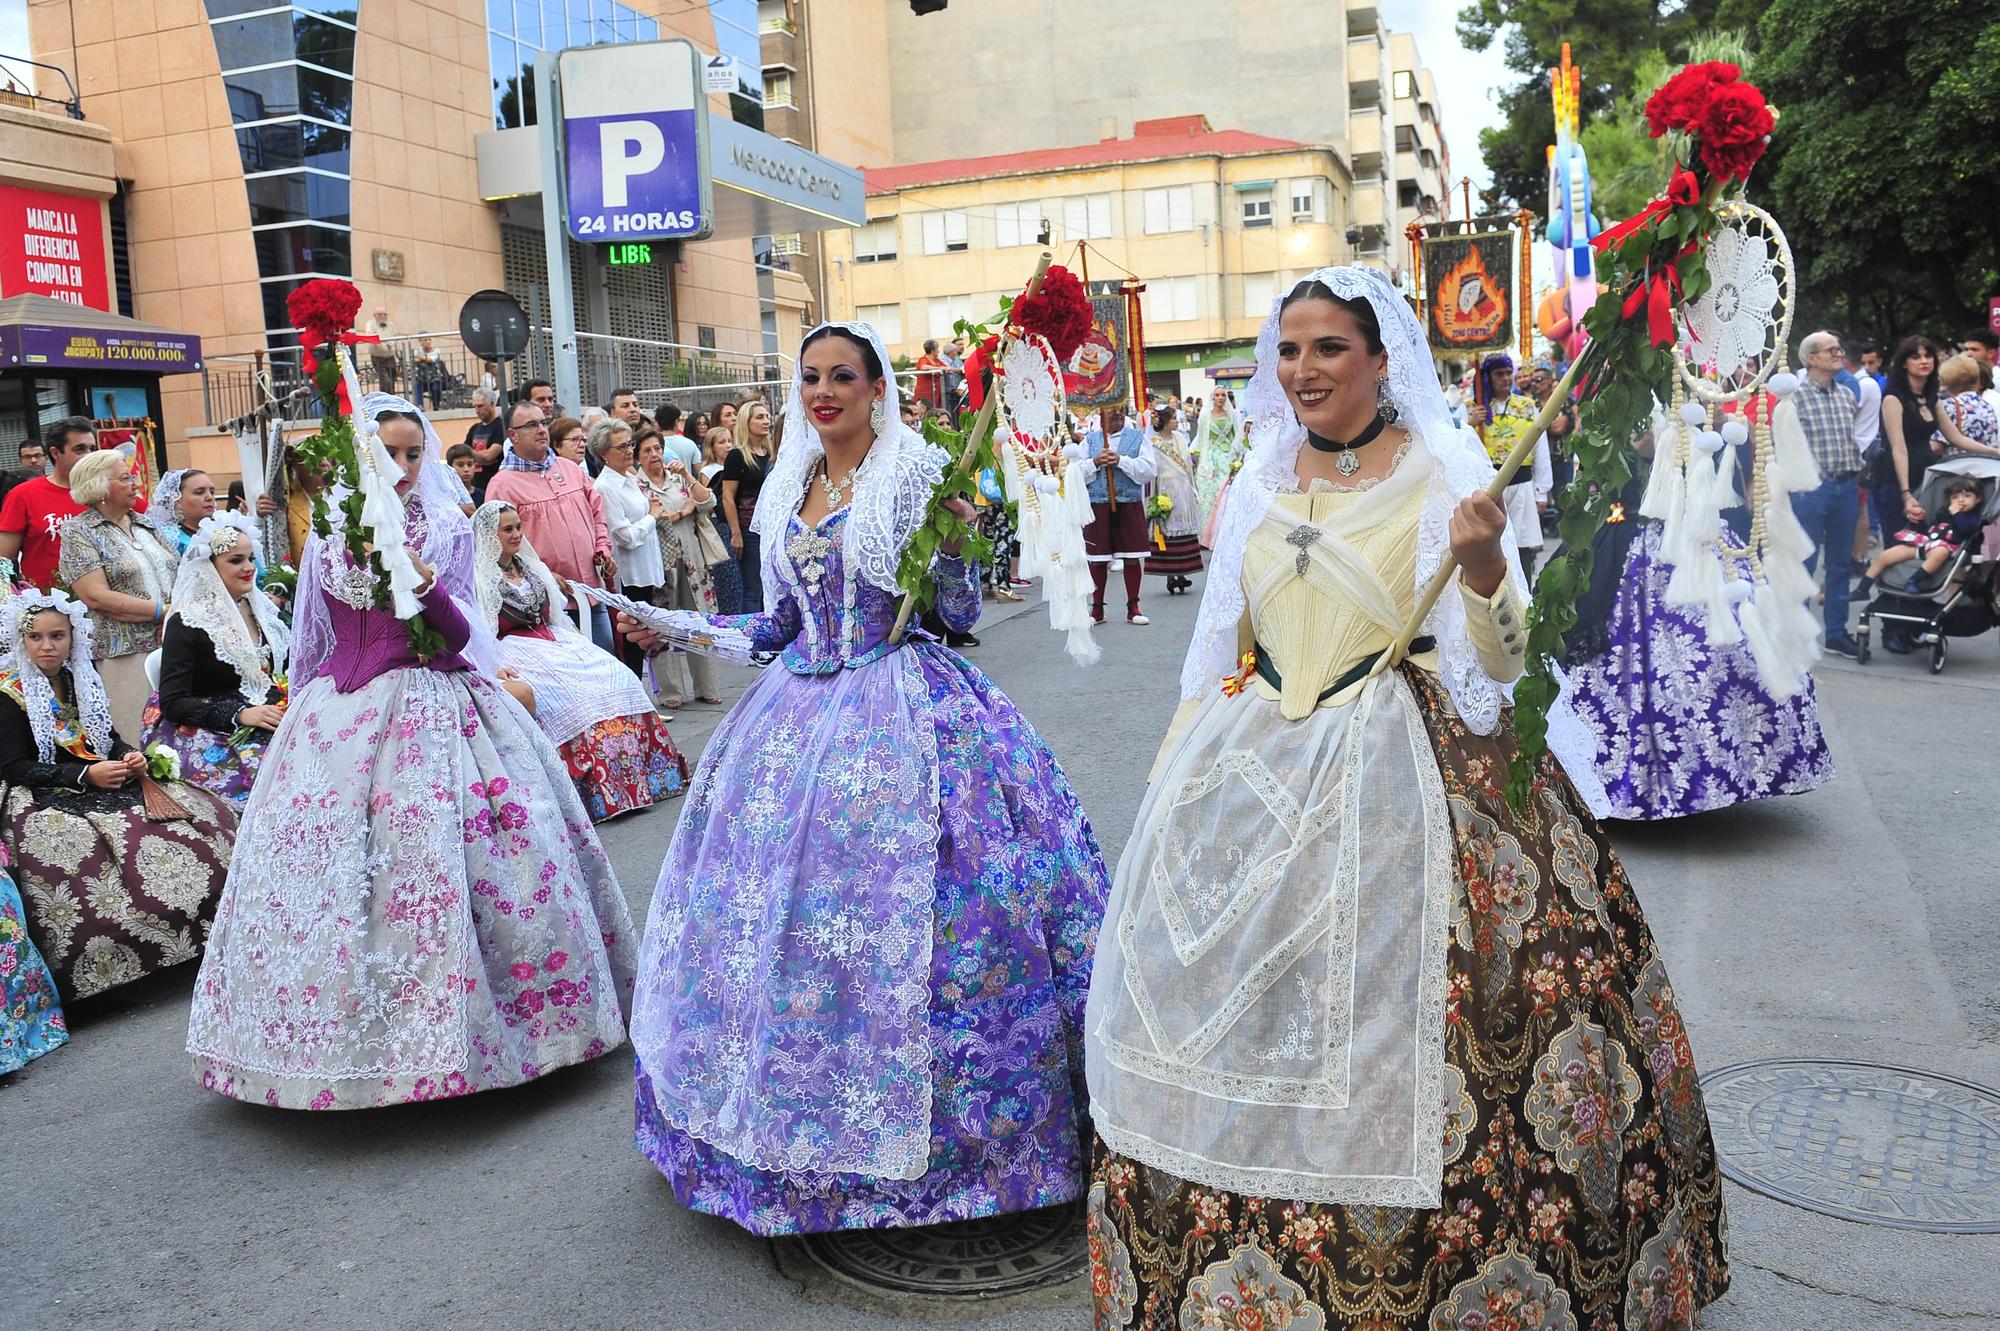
xmin=1621 ymin=262 xmax=1683 ymax=348
xmin=300 ymin=332 xmax=380 ymax=414
xmin=1593 ymin=169 xmax=1702 ymax=257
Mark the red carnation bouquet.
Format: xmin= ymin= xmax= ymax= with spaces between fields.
xmin=286 ymin=278 xmax=363 ymax=348
xmin=1008 ymin=264 xmax=1091 ymax=363
xmin=1641 ymin=61 xmax=1775 ymax=184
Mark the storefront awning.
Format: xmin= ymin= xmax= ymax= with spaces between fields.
xmin=0 ymin=294 xmax=203 ymax=374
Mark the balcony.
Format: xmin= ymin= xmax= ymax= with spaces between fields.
xmin=1346 ymin=0 xmax=1379 ymax=35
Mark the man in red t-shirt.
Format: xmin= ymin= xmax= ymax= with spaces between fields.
xmin=0 ymin=418 xmax=101 ymax=588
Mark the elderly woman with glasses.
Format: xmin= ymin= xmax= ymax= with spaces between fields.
xmin=590 ymin=417 xmax=668 ymax=673
xmin=56 ymin=450 xmax=182 ymax=741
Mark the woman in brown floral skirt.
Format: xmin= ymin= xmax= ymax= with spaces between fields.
xmin=1082 ymin=268 xmax=1728 ymax=1330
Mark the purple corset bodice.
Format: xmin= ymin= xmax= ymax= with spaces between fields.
xmin=723 ymin=509 xmax=979 ymax=674
xmin=319 ymin=583 xmax=473 ymax=692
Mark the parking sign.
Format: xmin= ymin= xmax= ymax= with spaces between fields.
xmin=558 ymin=40 xmax=710 ymax=243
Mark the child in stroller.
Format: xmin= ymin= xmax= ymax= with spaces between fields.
xmin=1856 ymin=459 xmax=2000 ymax=670
xmin=1856 ymin=477 xmax=1985 ymax=598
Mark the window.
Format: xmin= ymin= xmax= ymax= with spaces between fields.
xmin=854 ymin=218 xmax=898 ymax=263
xmin=1242 ymin=272 xmax=1276 ymax=319
xmin=1398 ymin=181 xmax=1421 ymax=208
xmin=234 ymin=121 xmax=350 ymax=174
xmin=1394 ymin=124 xmax=1418 ymax=152
xmin=921 ymin=210 xmax=969 ymax=255
xmin=994 ymin=201 xmax=1045 ymax=249
xmin=757 ymin=0 xmax=793 ymax=33
xmin=1059 ymin=192 xmax=1113 ymax=240
xmin=1240 ymin=188 xmax=1272 ymax=228
xmin=1143 ymin=186 xmax=1194 ymax=235
xmin=1143 ymin=276 xmax=1198 ymax=324
xmin=763 ymin=69 xmax=794 ymax=108
xmin=1290 ymin=178 xmax=1318 ymax=222
xmin=857 ymin=303 xmax=903 ymax=345
xmin=925 ymin=294 xmax=975 ymax=340
xmin=769 ymin=233 xmax=803 ymax=256
xmin=245 ymin=171 xmax=351 ymax=227
xmin=1393 ymin=70 xmax=1416 ymax=99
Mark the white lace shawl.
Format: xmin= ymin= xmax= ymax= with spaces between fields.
xmin=1182 ymin=266 xmax=1608 ymax=814
xmin=472 ymin=500 xmax=585 ymax=637
xmin=168 ymin=514 xmax=291 ymax=705
xmin=3 ymin=589 xmax=115 ymax=760
xmin=751 ymin=320 xmax=951 ymax=610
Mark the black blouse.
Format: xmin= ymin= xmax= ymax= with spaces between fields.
xmin=0 ymin=669 xmax=137 ymax=791
xmin=156 ymin=615 xmax=261 ymax=735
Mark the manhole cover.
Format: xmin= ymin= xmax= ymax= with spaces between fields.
xmin=1701 ymin=1059 xmax=2000 ymax=1232
xmin=776 ymin=1201 xmax=1086 ymax=1312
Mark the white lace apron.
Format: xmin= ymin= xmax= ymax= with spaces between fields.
xmin=1085 ymin=459 xmax=1455 ymax=1208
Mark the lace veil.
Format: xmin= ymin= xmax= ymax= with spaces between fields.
xmin=751 ymin=320 xmax=950 ymax=610
xmin=145 ymin=468 xmax=190 ymax=534
xmin=290 ymin=391 xmax=499 ymax=687
xmin=168 ymin=514 xmax=291 ymax=704
xmin=1182 ymin=266 xmax=1607 ymax=813
xmin=471 ymin=500 xmax=585 ymax=637
xmin=2 ymin=589 xmax=115 ymax=760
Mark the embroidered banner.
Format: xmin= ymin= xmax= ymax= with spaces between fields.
xmin=1423 ymin=229 xmax=1515 ymax=354
xmin=1064 ymin=293 xmax=1133 ymax=413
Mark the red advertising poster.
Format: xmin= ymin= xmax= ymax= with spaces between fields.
xmin=0 ymin=183 xmax=111 ymax=310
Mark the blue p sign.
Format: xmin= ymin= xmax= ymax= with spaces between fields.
xmin=559 ymin=41 xmax=708 ymax=242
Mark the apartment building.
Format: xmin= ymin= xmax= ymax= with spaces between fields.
xmin=822 ymin=115 xmax=1352 ymax=401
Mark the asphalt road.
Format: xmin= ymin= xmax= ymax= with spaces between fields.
xmin=5 ymin=577 xmax=1998 ymax=1331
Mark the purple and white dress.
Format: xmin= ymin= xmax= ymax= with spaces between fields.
xmin=1566 ymin=519 xmax=1835 ymax=820
xmin=186 ymin=437 xmax=637 ymax=1109
xmin=631 ymin=502 xmax=1112 ymax=1235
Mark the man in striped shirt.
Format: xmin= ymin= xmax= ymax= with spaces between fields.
xmin=1789 ymin=330 xmax=1863 ymax=657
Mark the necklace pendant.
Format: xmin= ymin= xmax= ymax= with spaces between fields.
xmin=1335 ymin=449 xmax=1361 ymax=477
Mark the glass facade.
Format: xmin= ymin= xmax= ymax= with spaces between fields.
xmin=205 ymin=1 xmax=359 ymax=348
xmin=487 ymin=0 xmax=763 ymax=130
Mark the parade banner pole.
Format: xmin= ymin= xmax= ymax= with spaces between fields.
xmin=1375 ymin=351 xmax=1588 ymax=672
xmin=888 ymin=251 xmax=1054 ymax=645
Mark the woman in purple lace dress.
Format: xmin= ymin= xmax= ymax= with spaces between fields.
xmin=1562 ymin=471 xmax=1835 ymax=819
xmin=186 ymin=395 xmax=637 ymax=1109
xmin=621 ymin=322 xmax=1112 ymax=1235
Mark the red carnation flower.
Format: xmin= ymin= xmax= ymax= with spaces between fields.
xmin=1695 ymin=80 xmax=1774 ymax=182
xmin=1644 ymin=61 xmax=1740 ymax=138
xmin=286 ymin=278 xmax=364 ymax=347
xmin=1011 ymin=265 xmax=1092 ymax=364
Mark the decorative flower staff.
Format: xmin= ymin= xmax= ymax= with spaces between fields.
xmin=1375 ymin=60 xmax=1780 ymax=807
xmin=887 ymin=253 xmax=1094 ymax=643
xmin=282 ymin=278 xmax=438 ymax=657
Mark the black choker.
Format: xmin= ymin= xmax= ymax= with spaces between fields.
xmin=1306 ymin=414 xmax=1388 ymax=454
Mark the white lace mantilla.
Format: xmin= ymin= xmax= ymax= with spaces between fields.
xmin=753 ymin=320 xmax=950 ymax=610
xmin=1183 ymin=266 xmax=1608 ymax=817
xmin=170 ymin=514 xmax=290 ymax=705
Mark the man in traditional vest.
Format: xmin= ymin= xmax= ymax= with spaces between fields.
xmin=1081 ymin=406 xmax=1159 ymax=625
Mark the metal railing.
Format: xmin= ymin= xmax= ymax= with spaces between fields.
xmin=0 ymin=54 xmax=83 ymax=119
xmin=200 ymin=330 xmax=798 ymax=428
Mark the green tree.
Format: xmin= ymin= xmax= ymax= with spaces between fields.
xmin=1457 ymin=0 xmax=1764 ymax=211
xmin=1753 ymin=0 xmax=2000 ymax=338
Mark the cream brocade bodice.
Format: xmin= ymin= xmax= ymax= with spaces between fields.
xmin=1243 ymin=482 xmax=1434 ymax=720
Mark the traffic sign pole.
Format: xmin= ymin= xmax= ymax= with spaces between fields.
xmin=536 ymin=51 xmax=581 ymax=416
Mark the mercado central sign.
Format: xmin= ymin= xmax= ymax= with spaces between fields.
xmin=531 ymin=38 xmax=862 ymax=245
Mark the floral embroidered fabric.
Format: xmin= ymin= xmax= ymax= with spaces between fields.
xmin=631 ymin=505 xmax=1111 ymax=1231
xmin=1089 ymin=670 xmax=1729 ymax=1328
xmin=185 ymin=591 xmax=636 ymax=1108
xmin=1565 ymin=522 xmax=1834 ymax=819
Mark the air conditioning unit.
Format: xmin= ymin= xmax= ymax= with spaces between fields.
xmin=910 ymin=0 xmax=948 ymax=13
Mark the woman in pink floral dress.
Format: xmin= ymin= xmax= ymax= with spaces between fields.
xmin=186 ymin=396 xmax=637 ymax=1109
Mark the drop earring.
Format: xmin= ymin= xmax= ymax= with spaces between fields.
xmin=1375 ymin=370 xmax=1399 ymax=425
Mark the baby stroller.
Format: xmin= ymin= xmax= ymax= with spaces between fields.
xmin=1855 ymin=456 xmax=2000 ymax=673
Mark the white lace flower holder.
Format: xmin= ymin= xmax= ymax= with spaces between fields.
xmin=1647 ymin=198 xmax=1820 ymax=694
